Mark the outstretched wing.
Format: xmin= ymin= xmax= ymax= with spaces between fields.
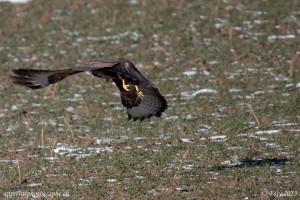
xmin=10 ymin=58 xmax=168 ymax=121
xmin=10 ymin=68 xmax=80 ymax=89
xmin=10 ymin=58 xmax=126 ymax=89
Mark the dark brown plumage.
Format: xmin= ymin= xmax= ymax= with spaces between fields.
xmin=10 ymin=58 xmax=168 ymax=121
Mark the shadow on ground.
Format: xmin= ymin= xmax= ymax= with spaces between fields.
xmin=211 ymin=158 xmax=290 ymax=171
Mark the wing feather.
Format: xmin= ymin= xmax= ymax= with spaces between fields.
xmin=72 ymin=58 xmax=127 ymax=71
xmin=123 ymin=84 xmax=168 ymax=121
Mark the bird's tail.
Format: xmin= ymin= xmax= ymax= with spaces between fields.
xmin=11 ymin=68 xmax=79 ymax=89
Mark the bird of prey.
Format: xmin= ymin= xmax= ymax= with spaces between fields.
xmin=10 ymin=58 xmax=168 ymax=121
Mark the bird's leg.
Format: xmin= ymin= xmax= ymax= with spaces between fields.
xmin=122 ymin=79 xmax=130 ymax=91
xmin=135 ymin=85 xmax=143 ymax=98
xmin=117 ymin=74 xmax=130 ymax=91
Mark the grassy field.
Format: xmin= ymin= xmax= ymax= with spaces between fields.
xmin=0 ymin=0 xmax=300 ymax=199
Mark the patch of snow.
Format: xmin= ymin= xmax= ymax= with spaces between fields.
xmin=0 ymin=0 xmax=31 ymax=3
xmin=229 ymin=88 xmax=241 ymax=93
xmin=181 ymin=89 xmax=217 ymax=99
xmin=106 ymin=179 xmax=117 ymax=183
xmin=166 ymin=115 xmax=179 ymax=121
xmin=253 ymin=20 xmax=268 ymax=24
xmin=11 ymin=105 xmax=18 ymax=111
xmin=183 ymin=69 xmax=197 ymax=76
xmin=287 ymin=129 xmax=300 ymax=132
xmin=27 ymin=183 xmax=42 ymax=187
xmin=0 ymin=159 xmax=17 ymax=163
xmin=268 ymin=34 xmax=296 ymax=41
xmin=95 ymin=138 xmax=114 ymax=144
xmin=207 ymin=60 xmax=219 ymax=65
xmin=285 ymin=83 xmax=294 ymax=88
xmin=53 ymin=143 xmax=113 ymax=160
xmin=255 ymin=130 xmax=281 ymax=135
xmin=44 ymin=157 xmax=58 ymax=161
xmin=253 ymin=91 xmax=266 ymax=95
xmin=209 ymin=135 xmax=226 ymax=140
xmin=265 ymin=143 xmax=280 ymax=148
xmin=182 ymin=164 xmax=194 ymax=170
xmin=6 ymin=124 xmax=19 ymax=131
xmin=180 ymin=138 xmax=192 ymax=143
xmin=202 ymin=69 xmax=211 ymax=76
xmin=65 ymin=106 xmax=74 ymax=112
xmin=32 ymin=103 xmax=42 ymax=107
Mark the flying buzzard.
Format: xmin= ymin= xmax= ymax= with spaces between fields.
xmin=10 ymin=58 xmax=168 ymax=121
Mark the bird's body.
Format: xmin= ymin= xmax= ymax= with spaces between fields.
xmin=11 ymin=58 xmax=168 ymax=121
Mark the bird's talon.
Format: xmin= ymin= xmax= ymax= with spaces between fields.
xmin=135 ymin=85 xmax=143 ymax=98
xmin=122 ymin=79 xmax=130 ymax=91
